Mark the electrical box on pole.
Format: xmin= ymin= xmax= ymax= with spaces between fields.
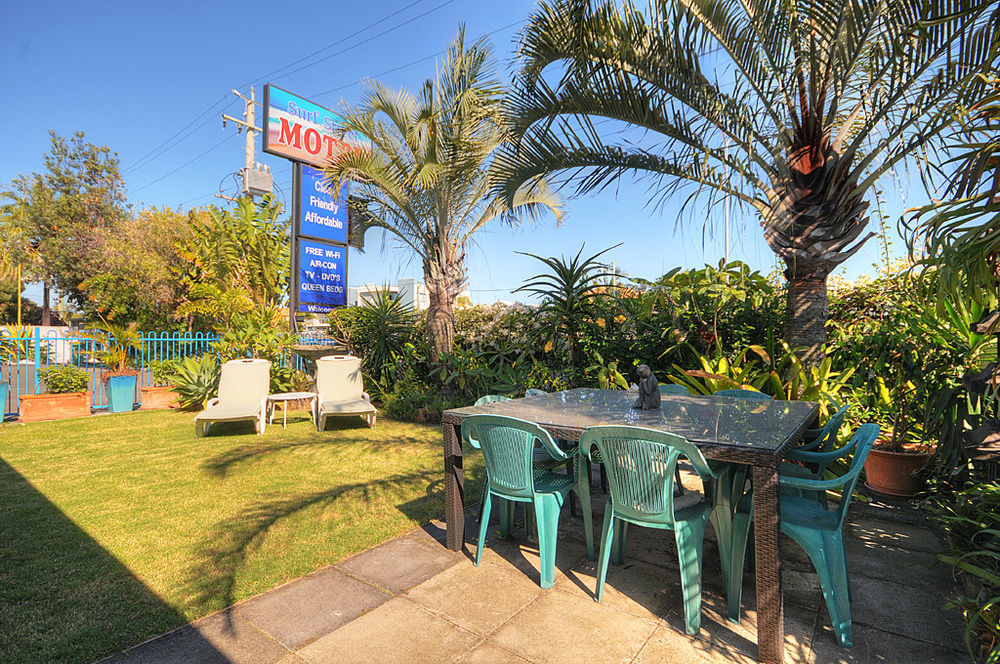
xmin=221 ymin=87 xmax=273 ymax=199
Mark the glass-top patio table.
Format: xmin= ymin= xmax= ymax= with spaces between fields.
xmin=441 ymin=388 xmax=819 ymax=664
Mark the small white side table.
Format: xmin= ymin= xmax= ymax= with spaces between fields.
xmin=267 ymin=392 xmax=318 ymax=429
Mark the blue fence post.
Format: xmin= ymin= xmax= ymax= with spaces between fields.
xmin=32 ymin=327 xmax=41 ymax=393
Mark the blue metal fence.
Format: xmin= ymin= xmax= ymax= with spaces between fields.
xmin=0 ymin=328 xmax=342 ymax=417
xmin=0 ymin=329 xmax=215 ymax=417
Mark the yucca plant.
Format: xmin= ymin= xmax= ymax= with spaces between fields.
xmin=516 ymin=244 xmax=617 ymax=371
xmin=497 ymin=0 xmax=1000 ymax=366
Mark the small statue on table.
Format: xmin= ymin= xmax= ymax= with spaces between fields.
xmin=632 ymin=364 xmax=661 ymax=410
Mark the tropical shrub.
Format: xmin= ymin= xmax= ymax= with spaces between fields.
xmin=37 ymin=365 xmax=90 ymax=394
xmin=170 ymin=355 xmax=221 ymax=409
xmin=925 ymin=483 xmax=1000 ymax=664
xmin=149 ymin=359 xmax=180 ymax=387
xmin=380 ymin=373 xmax=467 ymax=423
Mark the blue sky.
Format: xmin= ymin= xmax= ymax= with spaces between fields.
xmin=1 ymin=0 xmax=918 ymax=308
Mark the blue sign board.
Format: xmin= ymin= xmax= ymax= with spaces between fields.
xmin=299 ymin=165 xmax=348 ymax=244
xmin=297 ymin=239 xmax=346 ymax=312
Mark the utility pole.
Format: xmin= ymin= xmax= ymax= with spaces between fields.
xmin=723 ymin=138 xmax=730 ymax=265
xmin=221 ymin=88 xmax=272 ymax=200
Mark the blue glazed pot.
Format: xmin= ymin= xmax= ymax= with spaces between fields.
xmin=107 ymin=374 xmax=137 ymax=413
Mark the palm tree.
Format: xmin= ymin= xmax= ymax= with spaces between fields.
xmin=496 ymin=0 xmax=1000 ymax=364
xmin=324 ymin=28 xmax=563 ymax=363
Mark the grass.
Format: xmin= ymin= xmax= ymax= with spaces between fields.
xmin=0 ymin=408 xmax=482 ymax=664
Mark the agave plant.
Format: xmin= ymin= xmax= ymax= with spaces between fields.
xmin=497 ymin=0 xmax=1000 ymax=365
xmin=169 ymin=354 xmax=221 ymax=409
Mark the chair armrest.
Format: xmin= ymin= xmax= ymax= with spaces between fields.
xmin=205 ymin=397 xmax=220 ymax=409
xmin=784 ymin=443 xmax=856 ymax=464
xmin=778 ymin=472 xmax=850 ymax=492
xmin=362 ymin=392 xmax=371 ymax=402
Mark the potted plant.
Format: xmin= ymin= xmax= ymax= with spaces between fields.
xmin=863 ymin=357 xmax=934 ymax=497
xmin=19 ymin=364 xmax=92 ymax=422
xmin=81 ymin=321 xmax=142 ymax=413
xmin=139 ymin=359 xmax=182 ymax=410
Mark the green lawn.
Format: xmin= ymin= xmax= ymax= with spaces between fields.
xmin=0 ymin=409 xmax=481 ymax=664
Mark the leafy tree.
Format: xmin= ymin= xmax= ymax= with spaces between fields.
xmin=174 ymin=196 xmax=290 ymax=331
xmin=496 ymin=0 xmax=1000 ymax=365
xmin=80 ymin=206 xmax=198 ymax=329
xmin=6 ymin=131 xmax=127 ymax=322
xmin=324 ymin=27 xmax=563 ymax=364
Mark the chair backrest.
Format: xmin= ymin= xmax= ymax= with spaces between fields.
xmin=462 ymin=415 xmax=559 ymax=500
xmin=217 ymin=358 xmax=271 ymax=405
xmin=803 ymin=404 xmax=850 ymax=452
xmin=659 ymin=383 xmax=692 ymax=396
xmin=580 ymin=425 xmax=715 ymax=526
xmin=524 ymin=388 xmax=547 ymax=397
xmin=474 ymin=394 xmax=512 ymax=406
xmin=315 ymin=355 xmax=364 ymax=403
xmin=830 ymin=423 xmax=880 ymax=527
xmin=714 ymin=388 xmax=772 ymax=400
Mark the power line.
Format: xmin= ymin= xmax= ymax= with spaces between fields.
xmin=124 ymin=96 xmax=233 ymax=174
xmin=312 ymin=18 xmax=527 ymax=98
xmin=148 ymin=16 xmax=526 ymax=203
xmin=259 ymin=0 xmax=459 ymax=85
xmin=131 ymin=134 xmax=237 ymax=194
xmin=125 ymin=1 xmax=445 ymax=179
xmin=239 ymin=0 xmax=433 ymax=88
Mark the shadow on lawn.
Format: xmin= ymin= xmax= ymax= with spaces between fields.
xmin=199 ymin=419 xmax=435 ymax=478
xmin=189 ymin=469 xmax=443 ymax=619
xmin=0 ymin=457 xmax=224 ymax=664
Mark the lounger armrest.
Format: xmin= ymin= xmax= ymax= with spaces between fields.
xmin=362 ymin=392 xmax=371 ymax=402
xmin=205 ymin=397 xmax=220 ymax=409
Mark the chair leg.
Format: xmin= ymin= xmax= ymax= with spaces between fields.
xmin=499 ymin=498 xmax=515 ymax=539
xmin=534 ymin=494 xmax=563 ymax=589
xmin=674 ymin=517 xmax=707 ymax=635
xmin=573 ymin=455 xmax=595 ymax=560
xmin=595 ymin=504 xmax=616 ymax=602
xmin=566 ymin=458 xmax=577 ymax=517
xmin=475 ymin=493 xmax=492 ymax=567
xmin=611 ymin=519 xmax=628 ymax=565
xmin=477 ymin=475 xmax=490 ymax=524
xmin=805 ymin=530 xmax=854 ymax=648
xmin=727 ymin=509 xmax=753 ymax=624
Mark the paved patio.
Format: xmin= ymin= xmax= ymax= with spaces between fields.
xmin=101 ymin=485 xmax=968 ymax=664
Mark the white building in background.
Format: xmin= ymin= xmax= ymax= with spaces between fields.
xmin=347 ymin=278 xmax=469 ymax=311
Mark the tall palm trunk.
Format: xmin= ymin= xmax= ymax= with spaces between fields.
xmin=41 ymin=281 xmax=50 ymax=326
xmin=784 ymin=265 xmax=829 ymax=368
xmin=423 ymin=244 xmax=466 ymax=365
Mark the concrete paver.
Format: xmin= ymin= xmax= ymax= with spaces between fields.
xmin=104 ymin=609 xmax=291 ymax=664
xmin=99 ymin=489 xmax=966 ymax=664
xmin=490 ymin=589 xmax=659 ymax=664
xmin=295 ymin=597 xmax=480 ymax=664
xmin=335 ymin=533 xmax=462 ymax=593
xmin=237 ymin=566 xmax=392 ymax=650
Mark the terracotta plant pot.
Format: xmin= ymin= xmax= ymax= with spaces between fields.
xmin=19 ymin=391 xmax=92 ymax=423
xmin=139 ymin=385 xmax=181 ymax=410
xmin=864 ymin=447 xmax=932 ymax=497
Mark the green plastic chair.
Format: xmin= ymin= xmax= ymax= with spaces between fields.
xmin=580 ymin=425 xmax=730 ymax=635
xmin=797 ymin=404 xmax=850 ymax=452
xmin=780 ymin=404 xmax=851 ymax=503
xmin=463 ymin=414 xmax=594 ymax=588
xmin=713 ymin=388 xmax=772 ymax=400
xmin=659 ymin=383 xmax=692 ymax=395
xmin=726 ymin=423 xmax=880 ymax=647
